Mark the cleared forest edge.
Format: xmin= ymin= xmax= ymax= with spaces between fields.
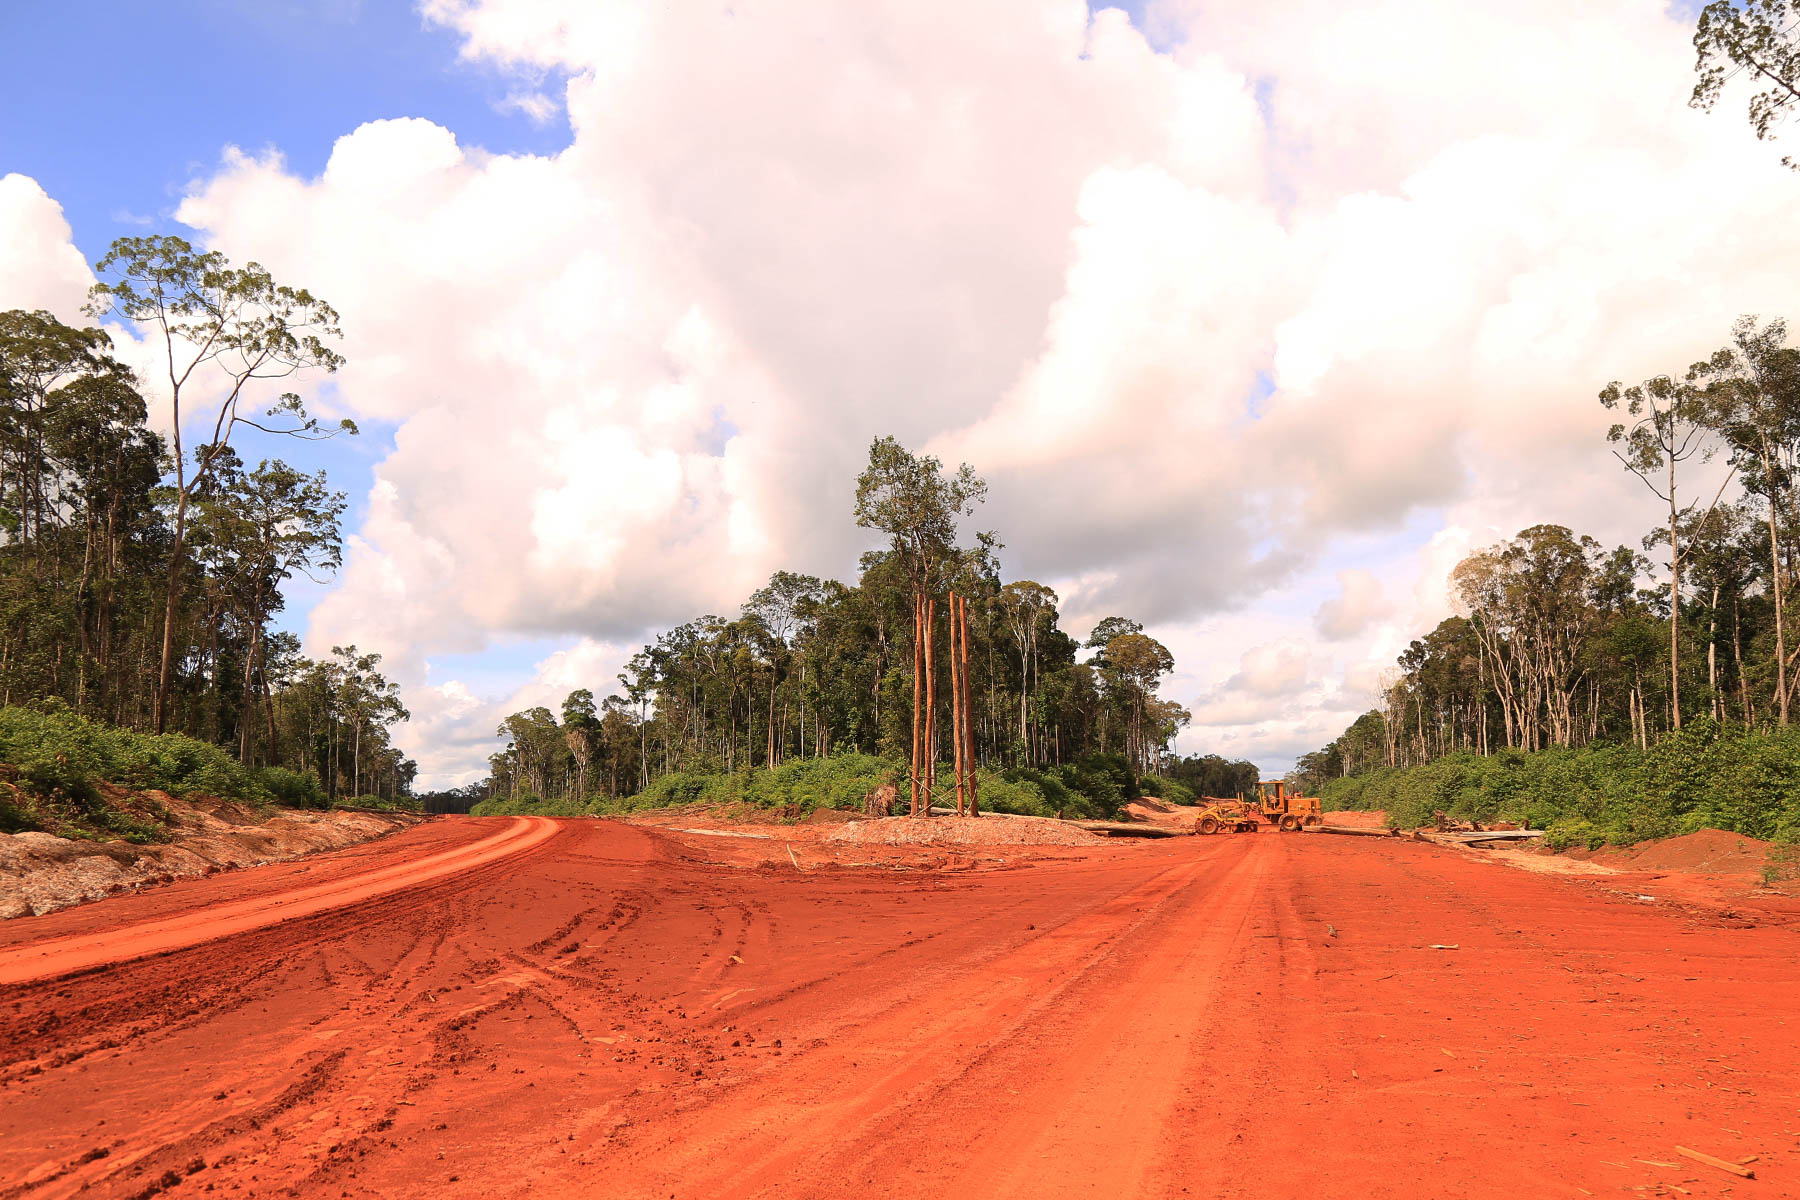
xmin=0 ymin=793 xmax=424 ymax=919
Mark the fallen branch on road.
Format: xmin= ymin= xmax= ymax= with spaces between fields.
xmin=1675 ymin=1146 xmax=1755 ymax=1179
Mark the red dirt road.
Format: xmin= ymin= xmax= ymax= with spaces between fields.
xmin=1 ymin=819 xmax=1795 ymax=1199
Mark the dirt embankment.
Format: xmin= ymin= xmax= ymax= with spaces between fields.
xmin=0 ymin=793 xmax=423 ymax=919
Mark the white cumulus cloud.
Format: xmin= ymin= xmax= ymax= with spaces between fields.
xmin=5 ymin=0 xmax=1800 ymax=785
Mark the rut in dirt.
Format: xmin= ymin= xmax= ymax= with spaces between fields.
xmin=0 ymin=818 xmax=1794 ymax=1200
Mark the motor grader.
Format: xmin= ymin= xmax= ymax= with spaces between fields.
xmin=1254 ymin=779 xmax=1322 ymax=831
xmin=1191 ymin=798 xmax=1259 ymax=835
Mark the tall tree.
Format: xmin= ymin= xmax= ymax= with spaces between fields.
xmin=1692 ymin=0 xmax=1800 ymax=168
xmin=1691 ymin=316 xmax=1800 ymax=723
xmin=853 ymin=436 xmax=986 ymax=815
xmin=562 ymin=688 xmax=599 ymax=800
xmin=86 ymin=235 xmax=354 ymax=731
xmin=194 ymin=458 xmax=346 ymax=763
xmin=742 ymin=571 xmax=823 ymax=770
xmin=1600 ymin=371 xmax=1719 ymax=728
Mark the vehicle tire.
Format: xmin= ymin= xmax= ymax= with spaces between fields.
xmin=1304 ymin=814 xmax=1322 ymax=828
xmin=1199 ymin=817 xmax=1218 ymax=835
xmin=1280 ymin=814 xmax=1299 ymax=832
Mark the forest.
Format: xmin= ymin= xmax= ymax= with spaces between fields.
xmin=1295 ymin=316 xmax=1800 ymax=846
xmin=0 ymin=236 xmax=416 ymax=836
xmin=475 ymin=437 xmax=1254 ymax=820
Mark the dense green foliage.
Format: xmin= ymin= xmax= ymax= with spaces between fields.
xmin=472 ymin=750 xmax=1142 ymax=822
xmin=486 ymin=439 xmax=1199 ymax=810
xmin=1294 ymin=318 xmax=1800 ymax=850
xmin=1297 ymin=319 xmax=1800 ymax=790
xmin=0 ymin=702 xmax=359 ymax=840
xmin=0 ymin=246 xmax=416 ymax=819
xmin=1321 ymin=720 xmax=1800 ymax=849
xmin=1162 ymin=754 xmax=1258 ymax=801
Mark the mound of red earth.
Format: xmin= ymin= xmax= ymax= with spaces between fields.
xmin=827 ymin=814 xmax=1104 ymax=847
xmin=0 ymin=792 xmax=421 ymax=919
xmin=1607 ymin=828 xmax=1773 ymax=875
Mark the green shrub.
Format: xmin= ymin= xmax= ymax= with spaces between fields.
xmin=1155 ymin=778 xmax=1198 ymax=807
xmin=471 ymin=792 xmax=603 ymax=818
xmin=475 ymin=751 xmax=1133 ymax=823
xmin=333 ymin=793 xmax=424 ymax=813
xmin=0 ymin=702 xmax=370 ymax=840
xmin=1322 ymin=722 xmax=1800 ymax=847
xmin=255 ymin=766 xmax=328 ymax=809
xmin=0 ymin=703 xmax=264 ymax=801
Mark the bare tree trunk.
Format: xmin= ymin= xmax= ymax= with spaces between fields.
xmin=910 ymin=592 xmax=923 ymax=817
xmin=1709 ymin=584 xmax=1721 ymax=723
xmin=949 ymin=592 xmax=966 ymax=815
xmin=1669 ymin=460 xmax=1682 ymax=730
xmin=1770 ymin=493 xmax=1789 ymax=724
xmin=961 ymin=595 xmax=979 ymax=817
xmin=924 ymin=595 xmax=937 ymax=814
xmin=1735 ymin=598 xmax=1751 ymax=724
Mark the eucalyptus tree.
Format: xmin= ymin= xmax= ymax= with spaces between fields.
xmin=742 ymin=570 xmax=824 ymax=770
xmin=87 ymin=236 xmax=354 ymax=731
xmin=1085 ymin=616 xmax=1143 ymax=651
xmin=1692 ymin=0 xmax=1800 ymax=167
xmin=1691 ymin=316 xmax=1800 ymax=723
xmin=334 ymin=646 xmax=408 ymax=798
xmin=619 ymin=650 xmax=657 ymax=789
xmin=997 ymin=580 xmax=1057 ymax=763
xmin=1101 ymin=631 xmax=1175 ymax=775
xmin=1600 ymin=370 xmax=1721 ymax=729
xmin=194 ymin=458 xmax=346 ymax=762
xmin=1675 ymin=501 xmax=1759 ymax=722
xmin=0 ymin=310 xmax=131 ymax=556
xmin=853 ymin=436 xmax=986 ymax=814
xmin=562 ymin=688 xmax=599 ymax=799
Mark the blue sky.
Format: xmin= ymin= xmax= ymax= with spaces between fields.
xmin=0 ymin=0 xmax=1157 ymax=662
xmin=4 ymin=0 xmax=1766 ymax=786
xmin=0 ymin=1 xmax=571 ymax=648
xmin=0 ymin=2 xmax=570 ymax=255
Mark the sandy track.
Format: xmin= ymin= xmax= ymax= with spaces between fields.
xmin=0 ymin=821 xmax=1795 ymax=1198
xmin=0 ymin=817 xmax=557 ymax=985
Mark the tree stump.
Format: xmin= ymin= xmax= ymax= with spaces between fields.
xmin=865 ymin=783 xmax=897 ymax=818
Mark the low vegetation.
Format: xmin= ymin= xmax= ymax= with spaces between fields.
xmin=0 ymin=703 xmax=419 ymax=842
xmin=472 ymin=751 xmax=1148 ymax=823
xmin=1320 ymin=720 xmax=1800 ymax=849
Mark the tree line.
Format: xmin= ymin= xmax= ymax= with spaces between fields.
xmin=1298 ymin=316 xmax=1800 ymax=789
xmin=0 ymin=236 xmax=414 ymax=803
xmin=486 ymin=438 xmax=1199 ymax=810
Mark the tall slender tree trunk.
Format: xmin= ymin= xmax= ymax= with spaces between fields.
xmin=924 ymin=595 xmax=937 ymax=813
xmin=961 ymin=595 xmax=979 ymax=817
xmin=949 ymin=592 xmax=966 ymax=815
xmin=1735 ymin=598 xmax=1751 ymax=724
xmin=1767 ymin=466 xmax=1789 ymax=724
xmin=910 ymin=592 xmax=923 ymax=817
xmin=1668 ymin=464 xmax=1682 ymax=730
xmin=1709 ymin=584 xmax=1721 ymax=723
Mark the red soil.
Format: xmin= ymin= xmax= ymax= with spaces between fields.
xmin=1321 ymin=808 xmax=1388 ymax=830
xmin=1605 ymin=828 xmax=1773 ymax=875
xmin=2 ymin=817 xmax=1797 ymax=1198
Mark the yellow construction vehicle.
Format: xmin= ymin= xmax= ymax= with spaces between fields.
xmin=1253 ymin=780 xmax=1322 ymax=831
xmin=1192 ymin=797 xmax=1259 ymax=834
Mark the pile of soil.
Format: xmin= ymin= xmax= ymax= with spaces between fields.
xmin=1322 ymin=810 xmax=1388 ymax=831
xmin=827 ymin=815 xmax=1103 ymax=848
xmin=1610 ymin=828 xmax=1772 ymax=875
xmin=0 ymin=796 xmax=422 ymax=919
